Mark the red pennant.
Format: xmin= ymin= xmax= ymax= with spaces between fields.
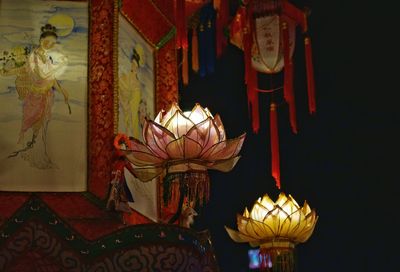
xmin=305 ymin=36 xmax=316 ymax=114
xmin=270 ymin=103 xmax=280 ymax=189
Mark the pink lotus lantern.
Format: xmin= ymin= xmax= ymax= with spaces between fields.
xmin=115 ymin=103 xmax=245 ymax=219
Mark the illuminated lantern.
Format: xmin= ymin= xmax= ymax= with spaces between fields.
xmin=230 ymin=0 xmax=316 ymax=188
xmin=115 ymin=103 xmax=245 ymax=221
xmin=225 ymin=192 xmax=318 ymax=271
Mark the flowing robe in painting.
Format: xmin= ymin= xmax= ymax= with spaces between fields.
xmin=13 ymin=49 xmax=67 ymax=169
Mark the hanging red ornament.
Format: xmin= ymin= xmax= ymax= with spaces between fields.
xmin=229 ymin=0 xmax=316 ymax=187
xmin=270 ymin=103 xmax=280 ymax=189
xmin=305 ymin=36 xmax=316 ymax=114
xmin=191 ymin=26 xmax=199 ymax=72
xmin=214 ymin=0 xmax=229 ymax=58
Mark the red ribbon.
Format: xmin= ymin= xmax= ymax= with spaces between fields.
xmin=215 ymin=0 xmax=229 ymax=58
xmin=305 ymin=36 xmax=316 ymax=114
xmin=191 ymin=27 xmax=199 ymax=72
xmin=243 ymin=5 xmax=260 ymax=134
xmin=270 ymin=103 xmax=280 ymax=189
xmin=282 ymin=21 xmax=297 ymax=134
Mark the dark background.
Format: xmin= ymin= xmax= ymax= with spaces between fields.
xmin=179 ymin=1 xmax=399 ymax=271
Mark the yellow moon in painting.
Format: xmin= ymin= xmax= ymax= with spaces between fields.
xmin=48 ymin=14 xmax=75 ymax=37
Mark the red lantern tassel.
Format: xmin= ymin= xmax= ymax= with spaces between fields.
xmin=242 ymin=7 xmax=251 ymax=85
xmin=175 ymin=0 xmax=184 ymax=48
xmin=214 ymin=0 xmax=229 ymax=58
xmin=214 ymin=0 xmax=222 ymax=57
xmin=270 ymin=103 xmax=280 ymax=189
xmin=182 ymin=47 xmax=189 ymax=85
xmin=176 ymin=0 xmax=188 ymax=85
xmin=243 ymin=7 xmax=259 ymax=133
xmin=282 ymin=21 xmax=297 ymax=134
xmin=259 ymin=248 xmax=270 ymax=271
xmin=229 ymin=6 xmax=245 ymax=50
xmin=305 ymin=36 xmax=316 ymax=114
xmin=191 ymin=27 xmax=199 ymax=73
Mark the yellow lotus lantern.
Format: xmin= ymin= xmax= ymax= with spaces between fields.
xmin=115 ymin=103 xmax=245 ymax=220
xmin=225 ymin=192 xmax=318 ymax=271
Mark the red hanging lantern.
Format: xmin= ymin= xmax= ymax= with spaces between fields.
xmin=230 ymin=0 xmax=316 ymax=188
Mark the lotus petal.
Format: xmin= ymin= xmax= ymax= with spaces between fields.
xmin=153 ymin=109 xmax=164 ymax=124
xmin=186 ymin=103 xmax=209 ymax=124
xmin=121 ymin=139 xmax=164 ymax=166
xmin=160 ymin=103 xmax=181 ymax=126
xmin=208 ymin=156 xmax=241 ymax=172
xmin=238 ymin=215 xmax=275 ymax=239
xmin=213 ymin=114 xmax=226 ymax=141
xmin=204 ymin=107 xmax=213 ymax=118
xmin=165 ymin=110 xmax=196 ymax=138
xmin=123 ymin=137 xmax=152 ymax=153
xmin=259 ymin=194 xmax=275 ymax=211
xmin=201 ymin=134 xmax=245 ymax=160
xmin=129 ymin=164 xmax=165 ymax=182
xmin=167 ymin=161 xmax=208 ymax=173
xmin=301 ymin=201 xmax=312 ymax=215
xmin=276 ymin=192 xmax=289 ymax=207
xmin=165 ymin=136 xmax=203 ymax=159
xmin=123 ymin=150 xmax=164 ymax=166
xmin=225 ymin=226 xmax=259 ymax=243
xmin=250 ymin=201 xmax=270 ymax=221
xmin=144 ymin=120 xmax=175 ymax=159
xmin=186 ymin=117 xmax=220 ymax=150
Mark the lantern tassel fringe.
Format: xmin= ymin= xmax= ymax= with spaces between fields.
xmin=259 ymin=248 xmax=296 ymax=272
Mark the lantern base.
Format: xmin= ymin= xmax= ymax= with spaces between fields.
xmin=162 ymin=171 xmax=210 ymax=224
xmin=259 ymin=241 xmax=296 ymax=272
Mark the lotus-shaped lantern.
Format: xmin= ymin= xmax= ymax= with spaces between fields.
xmin=225 ymin=192 xmax=318 ymax=271
xmin=115 ymin=103 xmax=245 ymax=212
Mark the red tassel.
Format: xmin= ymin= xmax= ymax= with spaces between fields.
xmin=259 ymin=248 xmax=269 ymax=271
xmin=191 ymin=27 xmax=199 ymax=73
xmin=175 ymin=0 xmax=187 ymax=49
xmin=175 ymin=0 xmax=182 ymax=48
xmin=305 ymin=36 xmax=316 ymax=114
xmin=213 ymin=0 xmax=221 ymax=10
xmin=182 ymin=47 xmax=189 ymax=85
xmin=242 ymin=6 xmax=251 ymax=85
xmin=282 ymin=21 xmax=297 ymax=134
xmin=243 ymin=6 xmax=259 ymax=133
xmin=214 ymin=0 xmax=229 ymax=57
xmin=181 ymin=1 xmax=188 ymax=50
xmin=281 ymin=0 xmax=307 ymax=32
xmin=270 ymin=103 xmax=280 ymax=189
xmin=229 ymin=7 xmax=245 ymax=50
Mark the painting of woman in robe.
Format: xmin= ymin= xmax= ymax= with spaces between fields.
xmin=117 ymin=13 xmax=157 ymax=221
xmin=0 ymin=0 xmax=88 ymax=192
xmin=1 ymin=24 xmax=70 ymax=169
xmin=119 ymin=44 xmax=144 ymax=139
